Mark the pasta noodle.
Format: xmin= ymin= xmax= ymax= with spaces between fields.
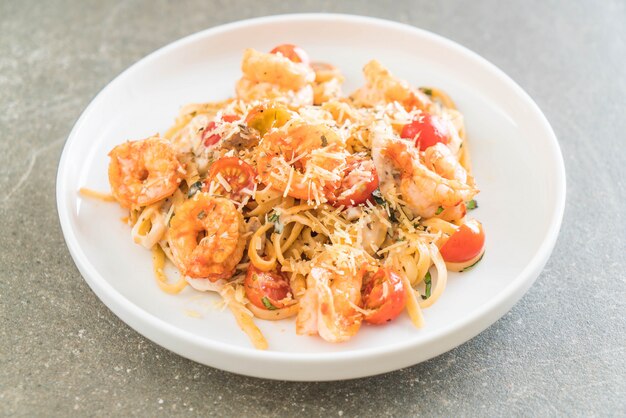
xmin=89 ymin=44 xmax=486 ymax=348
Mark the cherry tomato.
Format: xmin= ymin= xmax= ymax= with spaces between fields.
xmin=270 ymin=44 xmax=309 ymax=65
xmin=244 ymin=265 xmax=293 ymax=310
xmin=439 ymin=219 xmax=485 ymax=263
xmin=361 ymin=268 xmax=407 ymax=325
xmin=202 ymin=121 xmax=220 ymax=146
xmin=201 ymin=114 xmax=239 ymax=146
xmin=245 ymin=104 xmax=291 ymax=137
xmin=205 ymin=157 xmax=256 ymax=201
xmin=400 ymin=112 xmax=450 ymax=151
xmin=331 ymin=156 xmax=379 ymax=207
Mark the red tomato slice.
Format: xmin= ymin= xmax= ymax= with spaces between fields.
xmin=244 ymin=265 xmax=293 ymax=310
xmin=205 ymin=157 xmax=256 ymax=201
xmin=439 ymin=219 xmax=485 ymax=263
xmin=270 ymin=44 xmax=309 ymax=65
xmin=400 ymin=112 xmax=450 ymax=151
xmin=361 ymin=268 xmax=407 ymax=325
xmin=331 ymin=156 xmax=379 ymax=207
xmin=201 ymin=115 xmax=239 ymax=146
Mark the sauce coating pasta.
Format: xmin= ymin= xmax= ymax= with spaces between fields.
xmin=97 ymin=44 xmax=486 ymax=348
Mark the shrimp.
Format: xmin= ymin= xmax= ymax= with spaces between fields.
xmin=296 ymin=265 xmax=363 ymax=343
xmin=256 ymin=122 xmax=347 ymax=203
xmin=311 ymin=62 xmax=344 ymax=105
xmin=168 ymin=193 xmax=246 ymax=280
xmin=350 ymin=60 xmax=431 ymax=111
xmin=240 ymin=48 xmax=315 ymax=90
xmin=108 ymin=137 xmax=184 ymax=209
xmin=236 ymin=48 xmax=316 ymax=106
xmin=371 ymin=124 xmax=477 ymax=219
xmin=236 ymin=79 xmax=314 ymax=106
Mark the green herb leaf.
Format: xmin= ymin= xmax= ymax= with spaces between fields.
xmin=261 ymin=296 xmax=277 ymax=311
xmin=320 ymin=135 xmax=328 ymax=147
xmin=420 ymin=87 xmax=433 ymax=96
xmin=267 ymin=211 xmax=283 ymax=233
xmin=267 ymin=212 xmax=279 ymax=223
xmin=421 ymin=271 xmax=432 ymax=300
xmin=371 ymin=188 xmax=385 ymax=205
xmin=389 ymin=210 xmax=399 ymax=223
xmin=435 ymin=206 xmax=444 ymax=215
xmin=187 ymin=181 xmax=203 ymax=198
xmin=197 ymin=210 xmax=206 ymax=220
xmin=460 ymin=252 xmax=484 ymax=272
xmin=466 ymin=199 xmax=478 ymax=211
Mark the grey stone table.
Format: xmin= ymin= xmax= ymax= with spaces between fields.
xmin=1 ymin=0 xmax=625 ymax=416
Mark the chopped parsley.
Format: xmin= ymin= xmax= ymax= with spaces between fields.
xmin=435 ymin=206 xmax=444 ymax=215
xmin=197 ymin=210 xmax=206 ymax=220
xmin=421 ymin=271 xmax=432 ymax=300
xmin=420 ymin=87 xmax=433 ymax=96
xmin=267 ymin=210 xmax=283 ymax=233
xmin=261 ymin=296 xmax=277 ymax=310
xmin=187 ymin=181 xmax=203 ymax=198
xmin=371 ymin=188 xmax=385 ymax=205
xmin=466 ymin=199 xmax=478 ymax=210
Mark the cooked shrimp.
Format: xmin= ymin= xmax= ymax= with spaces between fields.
xmin=257 ymin=122 xmax=347 ymax=202
xmin=372 ymin=125 xmax=477 ymax=218
xmin=350 ymin=60 xmax=431 ymax=111
xmin=311 ymin=62 xmax=344 ymax=105
xmin=236 ymin=79 xmax=314 ymax=106
xmin=108 ymin=137 xmax=184 ymax=208
xmin=296 ymin=265 xmax=363 ymax=343
xmin=239 ymin=48 xmax=315 ymax=90
xmin=168 ymin=193 xmax=246 ymax=280
xmin=424 ymin=142 xmax=471 ymax=184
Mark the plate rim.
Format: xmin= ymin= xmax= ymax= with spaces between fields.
xmin=56 ymin=13 xmax=566 ymax=379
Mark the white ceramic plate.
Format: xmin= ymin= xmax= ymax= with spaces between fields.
xmin=57 ymin=14 xmax=565 ymax=381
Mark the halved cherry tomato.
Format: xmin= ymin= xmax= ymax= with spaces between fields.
xmin=245 ymin=104 xmax=291 ymax=137
xmin=439 ymin=219 xmax=485 ymax=263
xmin=400 ymin=112 xmax=449 ymax=151
xmin=331 ymin=156 xmax=379 ymax=206
xmin=270 ymin=44 xmax=309 ymax=65
xmin=361 ymin=268 xmax=407 ymax=325
xmin=244 ymin=265 xmax=293 ymax=310
xmin=201 ymin=114 xmax=239 ymax=146
xmin=204 ymin=157 xmax=256 ymax=201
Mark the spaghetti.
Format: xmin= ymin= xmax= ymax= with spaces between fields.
xmin=95 ymin=44 xmax=486 ymax=348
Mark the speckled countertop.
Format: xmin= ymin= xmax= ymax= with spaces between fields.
xmin=1 ymin=0 xmax=625 ymax=416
